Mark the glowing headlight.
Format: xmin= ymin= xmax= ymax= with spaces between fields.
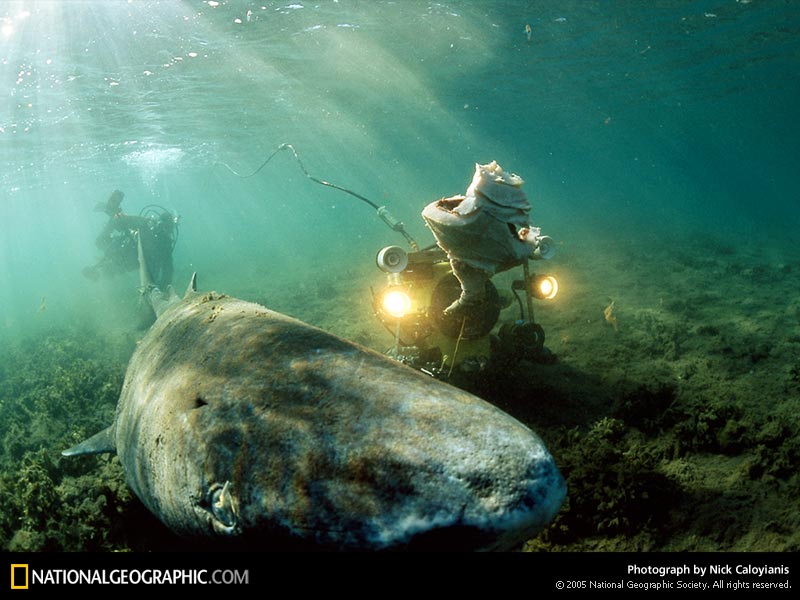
xmin=381 ymin=288 xmax=412 ymax=318
xmin=533 ymin=275 xmax=558 ymax=300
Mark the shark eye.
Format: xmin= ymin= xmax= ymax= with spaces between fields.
xmin=207 ymin=481 xmax=238 ymax=532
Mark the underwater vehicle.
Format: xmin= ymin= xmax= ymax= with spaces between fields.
xmin=373 ymin=161 xmax=559 ymax=379
xmin=372 ymin=244 xmax=558 ymax=377
xmin=218 ymin=147 xmax=559 ymax=380
xmin=63 ymin=237 xmax=566 ymax=551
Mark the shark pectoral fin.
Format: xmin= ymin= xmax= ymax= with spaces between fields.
xmin=61 ymin=426 xmax=116 ymax=457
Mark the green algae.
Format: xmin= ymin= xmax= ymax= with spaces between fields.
xmin=544 ymin=417 xmax=675 ymax=540
xmin=2 ymin=231 xmax=799 ymax=553
xmin=521 ymin=235 xmax=800 ymax=553
xmin=0 ymin=327 xmax=144 ymax=551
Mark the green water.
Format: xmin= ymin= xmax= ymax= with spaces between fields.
xmin=3 ymin=0 xmax=798 ymax=337
xmin=1 ymin=0 xmax=799 ymax=552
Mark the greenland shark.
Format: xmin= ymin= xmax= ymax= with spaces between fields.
xmin=63 ymin=238 xmax=565 ymax=550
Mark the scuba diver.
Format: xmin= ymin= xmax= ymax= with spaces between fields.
xmin=83 ymin=190 xmax=178 ymax=290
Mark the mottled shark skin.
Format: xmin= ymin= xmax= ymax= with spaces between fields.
xmin=64 ymin=273 xmax=565 ymax=550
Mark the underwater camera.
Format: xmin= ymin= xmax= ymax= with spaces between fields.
xmin=372 ymin=244 xmax=559 ymax=379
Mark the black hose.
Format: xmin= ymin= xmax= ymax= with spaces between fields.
xmin=511 ymin=287 xmax=525 ymax=322
xmin=139 ymin=204 xmax=172 ymax=216
xmin=217 ymin=143 xmax=381 ymax=210
xmin=139 ymin=204 xmax=179 ymax=252
xmin=216 ymin=144 xmax=418 ymax=249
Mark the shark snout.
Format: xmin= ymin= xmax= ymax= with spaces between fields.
xmin=353 ymin=434 xmax=567 ymax=551
xmin=441 ymin=449 xmax=567 ymax=551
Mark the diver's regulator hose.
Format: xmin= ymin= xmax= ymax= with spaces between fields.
xmin=216 ymin=144 xmax=419 ymax=251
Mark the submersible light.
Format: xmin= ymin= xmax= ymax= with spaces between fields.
xmin=381 ymin=288 xmax=412 ymax=319
xmin=533 ymin=275 xmax=558 ymax=300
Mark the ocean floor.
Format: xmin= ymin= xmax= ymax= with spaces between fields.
xmin=1 ymin=230 xmax=798 ymax=552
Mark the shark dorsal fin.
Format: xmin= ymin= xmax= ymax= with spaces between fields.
xmin=185 ymin=273 xmax=197 ymax=298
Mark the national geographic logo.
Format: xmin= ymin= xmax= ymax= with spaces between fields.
xmin=11 ymin=564 xmax=28 ymax=589
xmin=7 ymin=565 xmax=248 ymax=587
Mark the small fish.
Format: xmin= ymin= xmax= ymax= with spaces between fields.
xmin=604 ymin=300 xmax=619 ymax=332
xmin=38 ymin=296 xmax=46 ymax=313
xmin=525 ymin=23 xmax=532 ymax=42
